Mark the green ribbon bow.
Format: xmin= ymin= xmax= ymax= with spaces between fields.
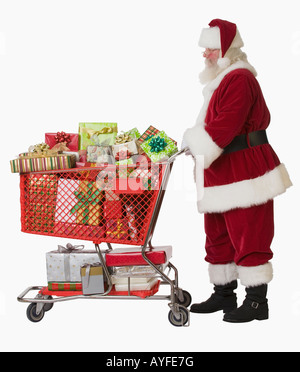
xmin=70 ymin=182 xmax=102 ymax=224
xmin=149 ymin=136 xmax=167 ymax=153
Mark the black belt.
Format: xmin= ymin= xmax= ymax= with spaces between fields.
xmin=223 ymin=130 xmax=269 ymax=155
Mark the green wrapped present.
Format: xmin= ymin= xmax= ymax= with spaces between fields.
xmin=79 ymin=123 xmax=118 ymax=150
xmin=125 ymin=127 xmax=141 ymax=140
xmin=115 ymin=157 xmax=134 ymax=166
xmin=140 ymin=131 xmax=178 ymax=163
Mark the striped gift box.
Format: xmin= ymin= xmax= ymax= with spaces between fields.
xmin=10 ymin=153 xmax=76 ymax=173
xmin=48 ymin=282 xmax=82 ymax=291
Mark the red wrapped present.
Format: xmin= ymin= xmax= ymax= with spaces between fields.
xmin=105 ymin=246 xmax=173 ymax=266
xmin=45 ymin=132 xmax=79 ymax=151
xmin=103 ymin=200 xmax=123 ymax=220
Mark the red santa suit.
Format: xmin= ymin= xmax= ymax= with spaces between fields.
xmin=183 ymin=23 xmax=292 ymax=287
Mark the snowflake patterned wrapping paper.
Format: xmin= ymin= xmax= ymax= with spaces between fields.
xmin=46 ymin=249 xmax=100 ymax=282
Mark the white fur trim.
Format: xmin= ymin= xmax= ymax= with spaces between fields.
xmin=183 ymin=124 xmax=223 ymax=169
xmin=199 ymin=26 xmax=221 ymax=49
xmin=217 ymin=57 xmax=231 ymax=69
xmin=208 ymin=262 xmax=238 ymax=285
xmin=237 ymin=262 xmax=273 ymax=287
xmin=197 ymin=164 xmax=292 ymax=213
xmin=198 ymin=27 xmax=244 ymax=51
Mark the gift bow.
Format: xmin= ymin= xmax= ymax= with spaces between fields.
xmin=149 ymin=136 xmax=167 ymax=153
xmin=70 ymin=182 xmax=102 ymax=224
xmin=115 ymin=132 xmax=132 ymax=144
xmin=28 ymin=142 xmax=50 ymax=155
xmin=81 ymin=127 xmax=117 ymax=139
xmin=57 ymin=243 xmax=85 ymax=253
xmin=115 ymin=150 xmax=133 ymax=161
xmin=27 ymin=142 xmax=67 ymax=157
xmin=107 ymin=219 xmax=127 ymax=239
xmin=55 ymin=131 xmax=71 ymax=144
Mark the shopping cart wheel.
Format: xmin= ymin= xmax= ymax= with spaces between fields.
xmin=176 ymin=290 xmax=192 ymax=308
xmin=168 ymin=306 xmax=189 ymax=327
xmin=26 ymin=303 xmax=45 ymax=323
xmin=43 ymin=296 xmax=54 ymax=312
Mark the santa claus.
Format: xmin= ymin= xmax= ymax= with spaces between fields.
xmin=182 ymin=19 xmax=292 ymax=322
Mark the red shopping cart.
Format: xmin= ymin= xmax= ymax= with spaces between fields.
xmin=17 ymin=149 xmax=192 ymax=326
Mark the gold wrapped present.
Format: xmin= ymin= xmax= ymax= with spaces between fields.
xmin=70 ymin=180 xmax=103 ymax=226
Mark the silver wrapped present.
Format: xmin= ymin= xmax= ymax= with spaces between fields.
xmin=81 ymin=263 xmax=105 ymax=295
xmin=46 ymin=243 xmax=100 ymax=282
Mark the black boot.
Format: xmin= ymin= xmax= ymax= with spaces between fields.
xmin=223 ymin=284 xmax=269 ymax=323
xmin=190 ymin=280 xmax=238 ymax=314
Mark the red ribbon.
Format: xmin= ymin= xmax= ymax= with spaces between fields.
xmin=115 ymin=150 xmax=133 ymax=161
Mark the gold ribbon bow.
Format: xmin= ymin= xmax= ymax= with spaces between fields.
xmin=81 ymin=127 xmax=117 ymax=139
xmin=115 ymin=133 xmax=132 ymax=145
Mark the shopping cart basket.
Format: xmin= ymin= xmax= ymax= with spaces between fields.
xmin=17 ymin=148 xmax=192 ymax=326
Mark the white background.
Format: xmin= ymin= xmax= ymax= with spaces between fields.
xmin=1 ymin=0 xmax=299 ymax=352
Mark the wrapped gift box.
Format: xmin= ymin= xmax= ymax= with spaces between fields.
xmin=75 ymin=162 xmax=98 ymax=168
xmin=23 ymin=174 xmax=58 ymax=233
xmin=113 ymin=277 xmax=159 ymax=292
xmin=86 ymin=145 xmax=114 ymax=164
xmin=10 ymin=153 xmax=76 ymax=173
xmin=124 ymin=127 xmax=141 ymax=140
xmin=46 ymin=248 xmax=100 ymax=282
xmin=138 ymin=126 xmax=177 ymax=146
xmin=79 ymin=123 xmax=118 ymax=150
xmin=105 ymin=245 xmax=173 ymax=266
xmin=112 ymin=140 xmax=138 ymax=158
xmin=138 ymin=125 xmax=160 ymax=144
xmin=140 ymin=131 xmax=178 ymax=163
xmin=70 ymin=180 xmax=104 ymax=226
xmin=129 ymin=167 xmax=159 ymax=191
xmin=81 ymin=263 xmax=105 ymax=295
xmin=48 ymin=282 xmax=82 ymax=291
xmin=106 ymin=218 xmax=129 ymax=240
xmin=45 ymin=132 xmax=79 ymax=151
xmin=55 ymin=178 xmax=80 ymax=223
xmin=95 ymin=168 xmax=117 ymax=192
xmin=124 ymin=204 xmax=138 ymax=241
xmin=103 ymin=200 xmax=123 ymax=220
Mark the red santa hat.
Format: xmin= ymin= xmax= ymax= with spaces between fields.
xmin=199 ymin=19 xmax=244 ymax=64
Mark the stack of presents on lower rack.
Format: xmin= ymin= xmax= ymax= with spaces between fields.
xmin=46 ymin=243 xmax=173 ymax=298
xmin=11 ymin=123 xmax=177 ymax=297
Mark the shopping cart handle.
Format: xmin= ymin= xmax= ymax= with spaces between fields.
xmin=167 ymin=147 xmax=189 ymax=163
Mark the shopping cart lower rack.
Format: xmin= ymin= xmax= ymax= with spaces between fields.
xmin=17 ymin=149 xmax=192 ymax=327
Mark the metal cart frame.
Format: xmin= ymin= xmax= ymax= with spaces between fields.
xmin=17 ymin=148 xmax=192 ymax=326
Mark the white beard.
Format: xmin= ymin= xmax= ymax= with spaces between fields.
xmin=198 ymin=58 xmax=224 ymax=84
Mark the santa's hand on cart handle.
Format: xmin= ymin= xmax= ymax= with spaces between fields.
xmin=180 ymin=139 xmax=192 ymax=156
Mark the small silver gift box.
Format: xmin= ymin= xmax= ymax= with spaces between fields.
xmin=81 ymin=263 xmax=105 ymax=295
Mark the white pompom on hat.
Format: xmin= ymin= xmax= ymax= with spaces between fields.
xmin=199 ymin=19 xmax=244 ymax=67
